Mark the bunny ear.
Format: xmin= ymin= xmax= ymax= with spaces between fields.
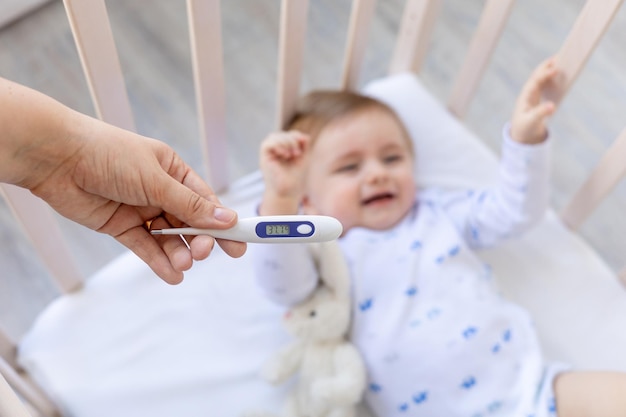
xmin=311 ymin=240 xmax=351 ymax=300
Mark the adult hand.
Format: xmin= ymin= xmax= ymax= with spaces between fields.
xmin=1 ymin=77 xmax=246 ymax=284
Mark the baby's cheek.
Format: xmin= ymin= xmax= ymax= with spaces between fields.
xmin=308 ymin=182 xmax=358 ymax=224
xmin=327 ymin=199 xmax=357 ymax=229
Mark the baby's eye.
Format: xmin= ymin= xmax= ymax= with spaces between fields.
xmin=383 ymin=154 xmax=403 ymax=164
xmin=309 ymin=310 xmax=317 ymax=318
xmin=336 ymin=163 xmax=358 ymax=173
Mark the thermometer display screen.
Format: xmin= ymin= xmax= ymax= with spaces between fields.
xmin=255 ymin=220 xmax=315 ymax=239
xmin=265 ymin=224 xmax=291 ymax=236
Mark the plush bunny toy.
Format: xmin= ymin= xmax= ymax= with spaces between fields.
xmin=253 ymin=240 xmax=367 ymax=417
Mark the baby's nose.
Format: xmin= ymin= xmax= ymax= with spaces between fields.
xmin=365 ymin=162 xmax=388 ymax=183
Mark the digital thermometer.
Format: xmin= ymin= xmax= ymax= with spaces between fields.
xmin=150 ymin=215 xmax=342 ymax=243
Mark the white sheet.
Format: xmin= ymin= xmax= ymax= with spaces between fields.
xmin=17 ymin=73 xmax=626 ymax=417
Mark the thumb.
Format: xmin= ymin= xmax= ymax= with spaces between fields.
xmin=156 ymin=173 xmax=238 ymax=229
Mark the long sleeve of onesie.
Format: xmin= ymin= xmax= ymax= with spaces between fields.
xmin=250 ymin=242 xmax=318 ymax=306
xmin=437 ymin=124 xmax=551 ymax=249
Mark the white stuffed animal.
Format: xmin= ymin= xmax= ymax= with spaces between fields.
xmin=253 ymin=240 xmax=367 ymax=417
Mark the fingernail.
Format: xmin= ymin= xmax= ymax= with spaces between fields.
xmin=214 ymin=207 xmax=236 ymax=223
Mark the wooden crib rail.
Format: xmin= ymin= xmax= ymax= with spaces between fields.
xmin=0 ymin=0 xmax=136 ymax=300
xmin=0 ymin=369 xmax=34 ymax=417
xmin=560 ymin=127 xmax=626 ymax=282
xmin=187 ymin=0 xmax=229 ymax=191
xmin=0 ymin=328 xmax=60 ymax=417
xmin=545 ymin=0 xmax=625 ymax=279
xmin=0 ymin=185 xmax=82 ymax=293
xmin=64 ymin=0 xmax=231 ymax=191
xmin=447 ymin=0 xmax=516 ymax=118
xmin=561 ymin=127 xmax=626 ymax=231
xmin=340 ymin=0 xmax=377 ymax=91
xmin=277 ymin=0 xmax=379 ymax=121
xmin=0 ymin=357 xmax=59 ymax=417
xmin=389 ymin=0 xmax=442 ymax=75
xmin=562 ymin=124 xmax=626 ymax=288
xmin=275 ymin=0 xmax=309 ymax=130
xmin=62 ymin=0 xmax=134 ymax=132
xmin=543 ymin=0 xmax=624 ymax=104
xmin=0 ymin=327 xmax=17 ymax=372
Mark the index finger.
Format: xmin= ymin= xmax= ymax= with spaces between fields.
xmin=154 ymin=168 xmax=237 ymax=229
xmin=157 ymin=168 xmax=248 ymax=258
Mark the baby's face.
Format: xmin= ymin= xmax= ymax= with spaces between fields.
xmin=302 ymin=109 xmax=416 ymax=233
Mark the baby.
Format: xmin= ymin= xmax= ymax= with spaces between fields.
xmin=252 ymin=59 xmax=626 ymax=416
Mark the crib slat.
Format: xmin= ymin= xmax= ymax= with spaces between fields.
xmin=0 ymin=185 xmax=83 ymax=293
xmin=0 ymin=328 xmax=16 ymax=371
xmin=0 ymin=357 xmax=60 ymax=417
xmin=447 ymin=0 xmax=516 ymax=118
xmin=544 ymin=0 xmax=624 ymax=104
xmin=341 ymin=0 xmax=377 ymax=91
xmin=388 ymin=0 xmax=442 ymax=75
xmin=276 ymin=0 xmax=310 ymax=130
xmin=0 ymin=370 xmax=33 ymax=417
xmin=187 ymin=0 xmax=229 ymax=192
xmin=561 ymin=128 xmax=626 ymax=231
xmin=0 ymin=0 xmax=120 ymax=297
xmin=63 ymin=0 xmax=135 ymax=131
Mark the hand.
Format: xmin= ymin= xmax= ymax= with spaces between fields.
xmin=0 ymin=78 xmax=246 ymax=284
xmin=510 ymin=57 xmax=560 ymax=144
xmin=32 ymin=119 xmax=247 ymax=284
xmin=259 ymin=130 xmax=310 ymax=215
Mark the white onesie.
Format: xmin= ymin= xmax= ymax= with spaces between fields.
xmin=252 ymin=130 xmax=566 ymax=416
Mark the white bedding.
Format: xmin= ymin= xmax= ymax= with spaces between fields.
xmin=17 ymin=73 xmax=626 ymax=417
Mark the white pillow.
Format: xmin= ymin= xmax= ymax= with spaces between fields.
xmin=17 ymin=73 xmax=626 ymax=417
xmin=364 ymin=73 xmax=499 ymax=189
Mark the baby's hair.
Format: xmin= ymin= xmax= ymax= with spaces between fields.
xmin=285 ymin=90 xmax=414 ymax=153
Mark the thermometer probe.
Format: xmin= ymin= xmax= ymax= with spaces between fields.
xmin=150 ymin=215 xmax=342 ymax=243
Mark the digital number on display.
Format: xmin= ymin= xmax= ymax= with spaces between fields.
xmin=265 ymin=224 xmax=291 ymax=236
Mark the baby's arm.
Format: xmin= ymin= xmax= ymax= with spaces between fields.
xmin=252 ymin=131 xmax=318 ymax=306
xmin=253 ymin=241 xmax=319 ymax=306
xmin=259 ymin=130 xmax=310 ymax=215
xmin=443 ymin=58 xmax=560 ymax=247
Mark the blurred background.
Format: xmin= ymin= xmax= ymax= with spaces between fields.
xmin=1 ymin=0 xmax=625 ymax=339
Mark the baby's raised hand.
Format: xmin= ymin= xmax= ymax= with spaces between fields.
xmin=510 ymin=58 xmax=560 ymax=144
xmin=259 ymin=130 xmax=310 ymax=214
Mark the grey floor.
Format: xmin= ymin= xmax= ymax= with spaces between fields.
xmin=1 ymin=0 xmax=625 ymax=339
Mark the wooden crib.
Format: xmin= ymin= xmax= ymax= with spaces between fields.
xmin=1 ymin=0 xmax=625 ymax=415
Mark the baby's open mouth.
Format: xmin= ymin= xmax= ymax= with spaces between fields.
xmin=362 ymin=193 xmax=394 ymax=205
